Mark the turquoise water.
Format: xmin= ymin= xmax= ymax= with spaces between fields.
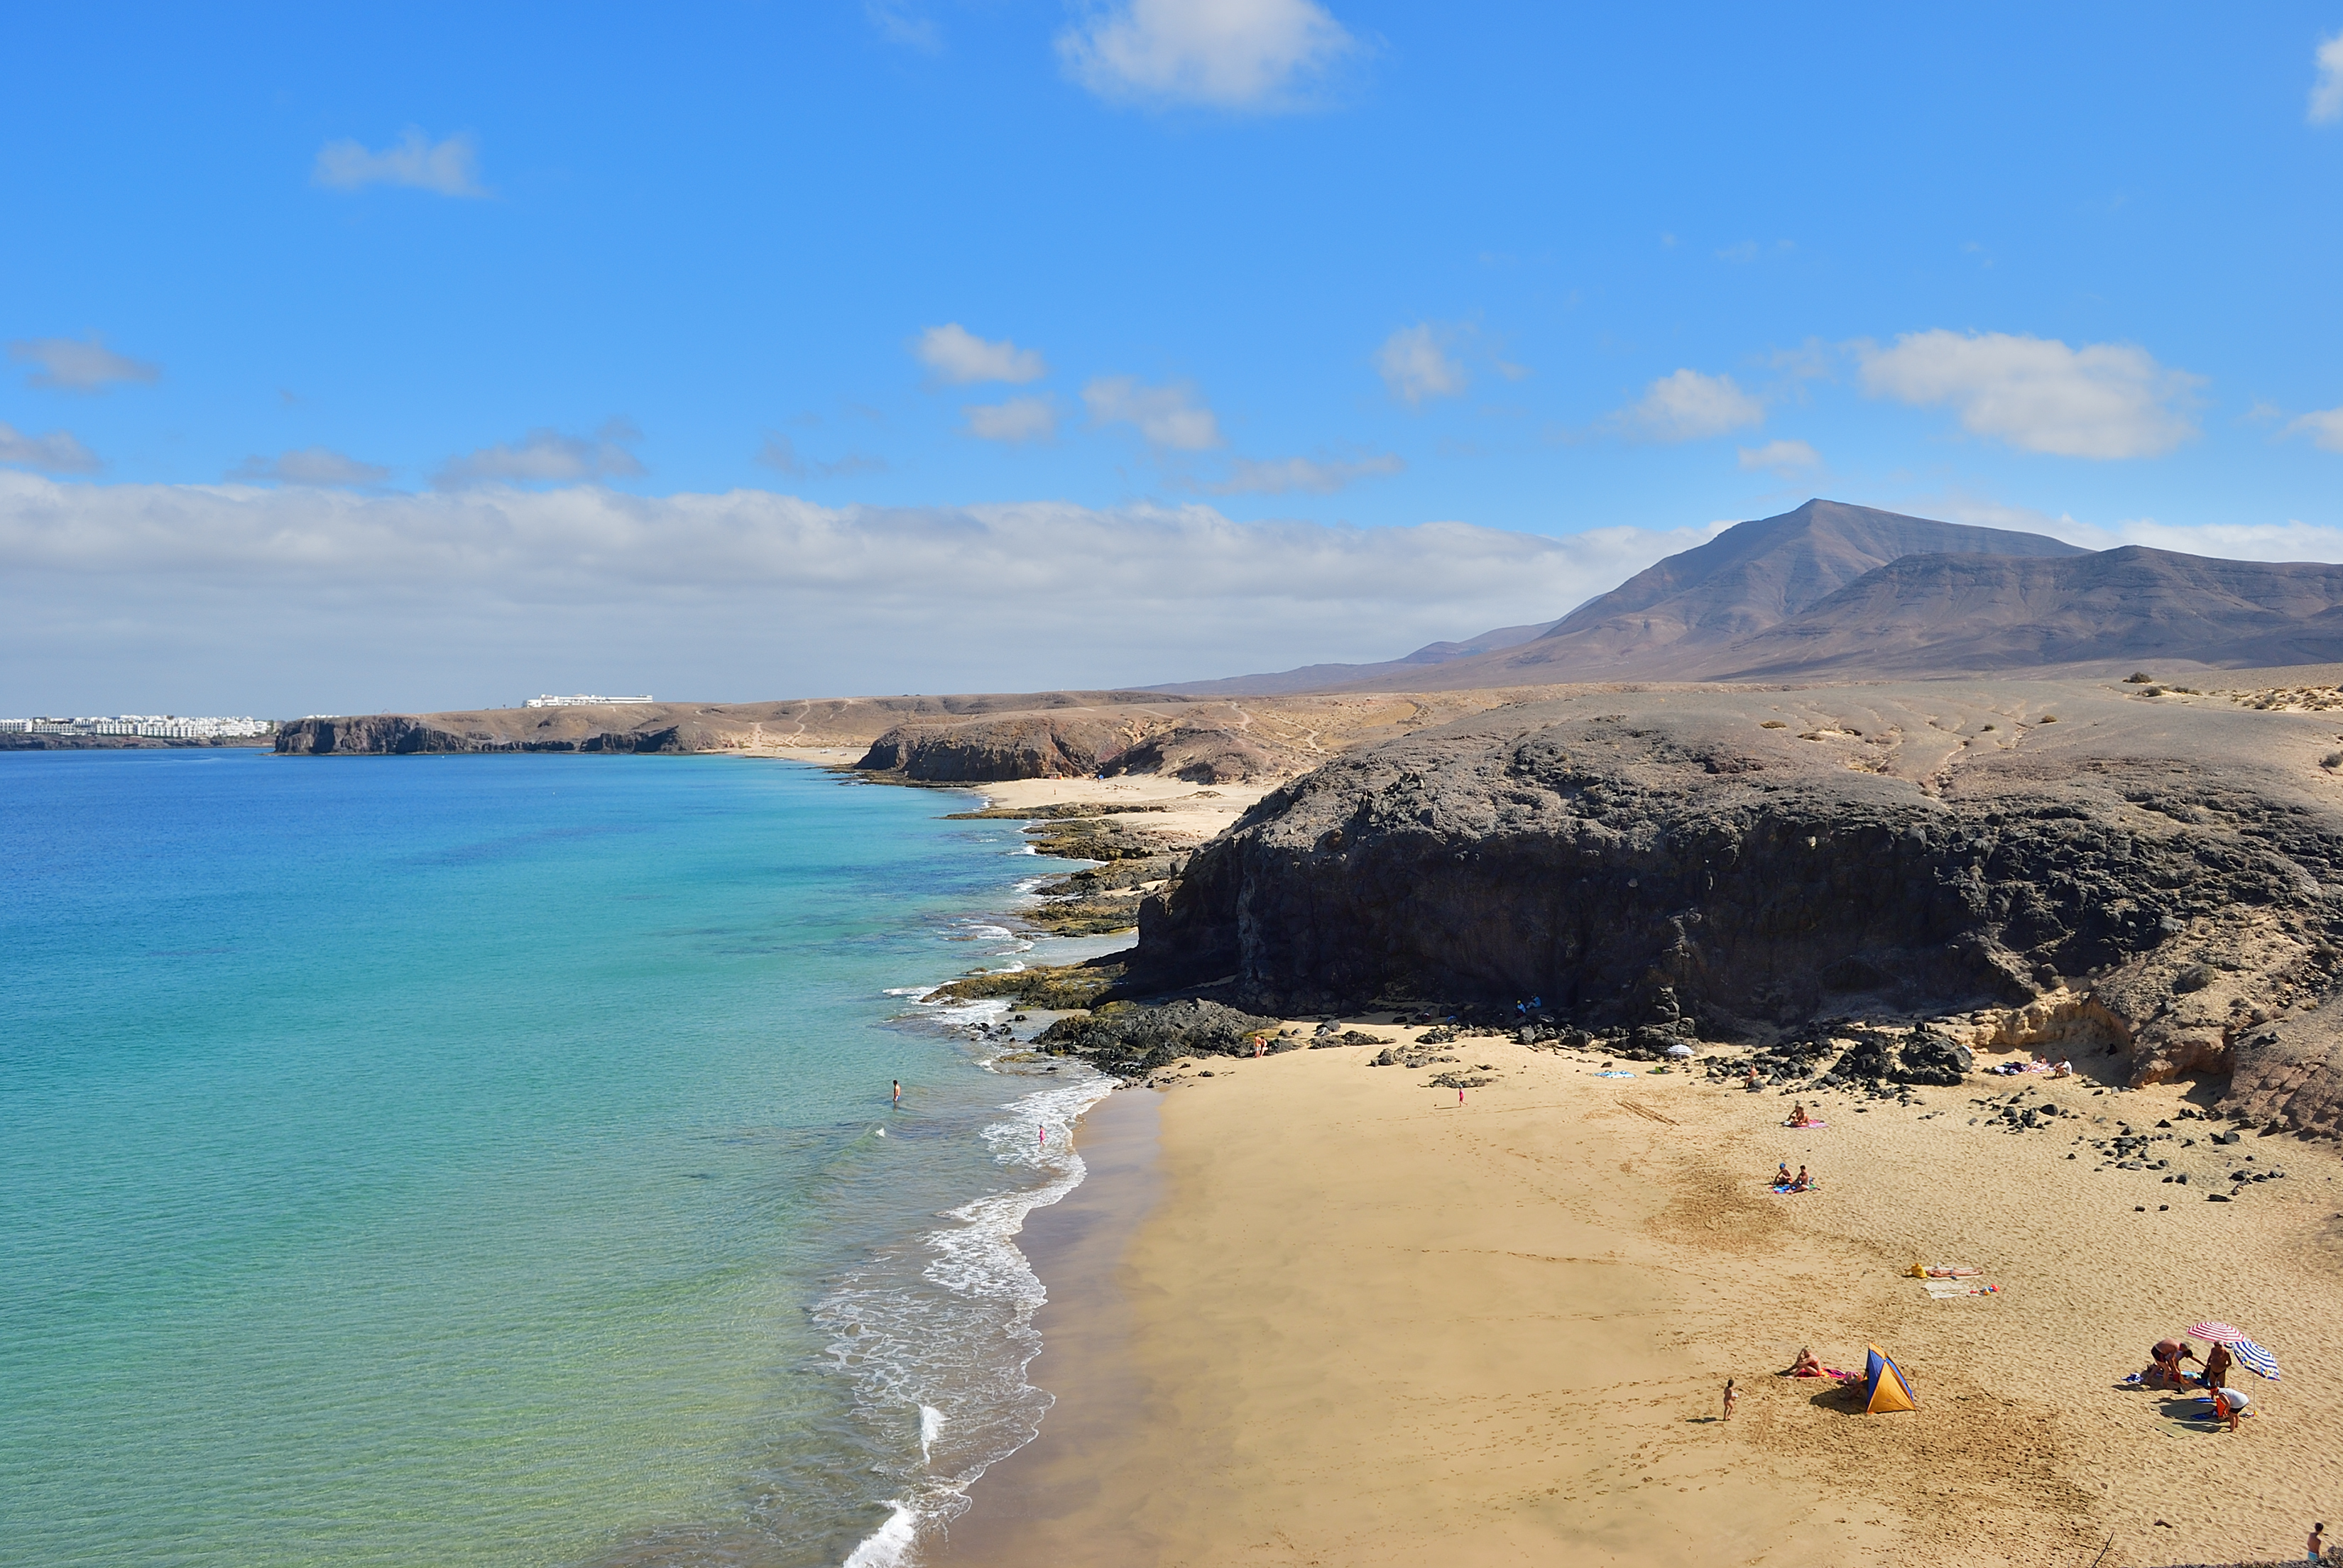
xmin=0 ymin=750 xmax=1112 ymax=1567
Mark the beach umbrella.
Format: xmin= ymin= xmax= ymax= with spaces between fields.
xmin=2185 ymin=1322 xmax=2281 ymax=1380
xmin=1666 ymin=1043 xmax=1694 ymax=1058
xmin=2227 ymin=1339 xmax=2281 ymax=1381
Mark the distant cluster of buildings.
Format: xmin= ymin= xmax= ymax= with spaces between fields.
xmin=0 ymin=715 xmax=276 ymax=739
xmin=523 ymin=693 xmax=655 ymax=708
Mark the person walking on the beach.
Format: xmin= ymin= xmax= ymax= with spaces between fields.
xmin=2308 ymin=1521 xmax=2325 ymax=1563
xmin=1722 ymin=1378 xmax=1737 ymax=1420
xmin=1458 ymin=1087 xmax=1465 ymax=1104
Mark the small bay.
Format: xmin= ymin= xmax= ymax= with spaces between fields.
xmin=0 ymin=750 xmax=1098 ymax=1567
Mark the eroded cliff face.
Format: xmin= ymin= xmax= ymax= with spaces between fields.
xmin=275 ymin=715 xmax=697 ymax=754
xmin=1122 ymin=681 xmax=2343 ymax=1134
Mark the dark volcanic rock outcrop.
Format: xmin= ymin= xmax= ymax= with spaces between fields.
xmin=1121 ymin=681 xmax=2343 ymax=1134
xmin=278 ymin=714 xmax=697 ymax=754
xmin=857 ymin=714 xmax=1112 ymax=779
xmin=856 ymin=704 xmax=1294 ymax=783
xmin=1032 ymin=998 xmax=1282 ymax=1074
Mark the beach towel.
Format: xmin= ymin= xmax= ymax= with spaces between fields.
xmin=1767 ymin=1184 xmax=1815 ymax=1195
xmin=1781 ymin=1119 xmax=1829 ymax=1128
xmin=1595 ymin=1070 xmax=1637 ymax=1078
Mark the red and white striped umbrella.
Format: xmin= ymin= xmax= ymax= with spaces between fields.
xmin=2187 ymin=1320 xmax=2244 ymax=1344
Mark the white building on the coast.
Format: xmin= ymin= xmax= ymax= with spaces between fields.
xmin=523 ymin=693 xmax=655 ymax=708
xmin=1 ymin=715 xmax=275 ymax=738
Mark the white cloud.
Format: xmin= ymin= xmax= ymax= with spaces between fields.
xmin=227 ymin=447 xmax=391 ymax=486
xmin=912 ymin=323 xmax=1047 ymax=385
xmin=1856 ymin=329 xmax=2200 ymax=459
xmin=2284 ymin=406 xmax=2343 ymax=451
xmin=1616 ymin=368 xmax=1765 ymax=442
xmin=1207 ymin=452 xmax=1402 ymax=494
xmin=2312 ymin=31 xmax=2343 ymax=123
xmin=963 ymin=397 xmax=1057 ymax=443
xmin=1082 ymin=376 xmax=1223 ymax=450
xmin=0 ymin=422 xmax=101 ymax=473
xmin=313 ymin=129 xmax=487 ymax=197
xmin=9 ymin=334 xmax=160 ymax=392
xmin=1736 ymin=439 xmax=1821 ymax=476
xmin=865 ymin=0 xmax=941 ymax=50
xmin=753 ymin=434 xmax=890 ymax=478
xmin=1376 ymin=324 xmax=1467 ymax=406
xmin=434 ymin=421 xmax=645 ymax=489
xmin=1888 ymin=490 xmax=2343 ymax=566
xmin=0 ymin=471 xmax=1719 ymax=713
xmin=1056 ymin=0 xmax=1357 ymax=109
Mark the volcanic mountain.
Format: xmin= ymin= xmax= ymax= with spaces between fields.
xmin=1159 ymin=498 xmax=2343 ymax=691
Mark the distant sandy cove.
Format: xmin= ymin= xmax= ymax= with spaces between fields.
xmin=941 ymin=1028 xmax=2343 ymax=1568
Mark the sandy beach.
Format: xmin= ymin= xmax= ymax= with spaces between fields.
xmin=943 ymin=1029 xmax=2343 ymax=1568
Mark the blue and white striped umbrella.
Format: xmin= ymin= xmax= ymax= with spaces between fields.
xmin=2228 ymin=1337 xmax=2281 ymax=1381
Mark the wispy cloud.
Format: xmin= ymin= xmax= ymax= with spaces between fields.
xmin=1376 ymin=324 xmax=1467 ymax=406
xmin=9 ymin=334 xmax=160 ymax=393
xmin=865 ymin=0 xmax=941 ymax=50
xmin=0 ymin=422 xmax=101 ymax=473
xmin=227 ymin=447 xmax=391 ymax=487
xmin=963 ymin=397 xmax=1057 ymax=443
xmin=434 ymin=421 xmax=645 ymax=489
xmin=1057 ymin=0 xmax=1358 ymax=110
xmin=753 ymin=434 xmax=890 ymax=478
xmin=1083 ymin=376 xmax=1223 ymax=450
xmin=912 ymin=323 xmax=1047 ymax=385
xmin=2312 ymin=31 xmax=2343 ymax=123
xmin=2283 ymin=406 xmax=2343 ymax=452
xmin=313 ymin=128 xmax=488 ymax=197
xmin=1856 ymin=329 xmax=2200 ymax=459
xmin=1614 ymin=369 xmax=1764 ymax=442
xmin=1206 ymin=451 xmax=1402 ymax=495
xmin=1737 ymin=439 xmax=1820 ymax=476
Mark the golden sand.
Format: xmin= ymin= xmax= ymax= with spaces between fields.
xmin=945 ymin=1032 xmax=2343 ymax=1567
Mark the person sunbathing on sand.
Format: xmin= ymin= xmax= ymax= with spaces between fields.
xmin=1790 ymin=1165 xmax=1813 ymax=1191
xmin=1787 ymin=1102 xmax=1813 ymax=1126
xmin=1788 ymin=1347 xmax=1825 ymax=1378
xmin=1776 ymin=1162 xmax=1794 ymax=1188
xmin=2050 ymin=1059 xmax=2074 ymax=1078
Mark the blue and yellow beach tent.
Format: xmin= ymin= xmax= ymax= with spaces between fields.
xmin=1859 ymin=1344 xmax=1918 ymax=1413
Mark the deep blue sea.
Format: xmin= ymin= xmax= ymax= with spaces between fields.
xmin=0 ymin=750 xmax=1118 ymax=1568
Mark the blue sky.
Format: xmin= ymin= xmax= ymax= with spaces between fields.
xmin=9 ymin=2 xmax=2343 ymax=713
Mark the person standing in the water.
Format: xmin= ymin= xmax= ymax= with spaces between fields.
xmin=892 ymin=1080 xmax=901 ymax=1107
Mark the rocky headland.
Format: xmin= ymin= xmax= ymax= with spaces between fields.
xmin=1096 ymin=676 xmax=2343 ymax=1139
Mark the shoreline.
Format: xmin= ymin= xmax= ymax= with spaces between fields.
xmin=916 ymin=1041 xmax=2342 ymax=1567
xmin=858 ymin=756 xmax=2341 ymax=1567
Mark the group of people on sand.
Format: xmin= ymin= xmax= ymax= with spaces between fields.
xmin=1771 ymin=1162 xmax=1815 ymax=1192
xmin=2130 ymin=1338 xmax=2254 ymax=1430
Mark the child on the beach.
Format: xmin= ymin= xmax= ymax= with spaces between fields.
xmin=2309 ymin=1521 xmax=2325 ymax=1562
xmin=1722 ymin=1379 xmax=1737 ymax=1419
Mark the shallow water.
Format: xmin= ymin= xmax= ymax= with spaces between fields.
xmin=0 ymin=750 xmax=1118 ymax=1567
